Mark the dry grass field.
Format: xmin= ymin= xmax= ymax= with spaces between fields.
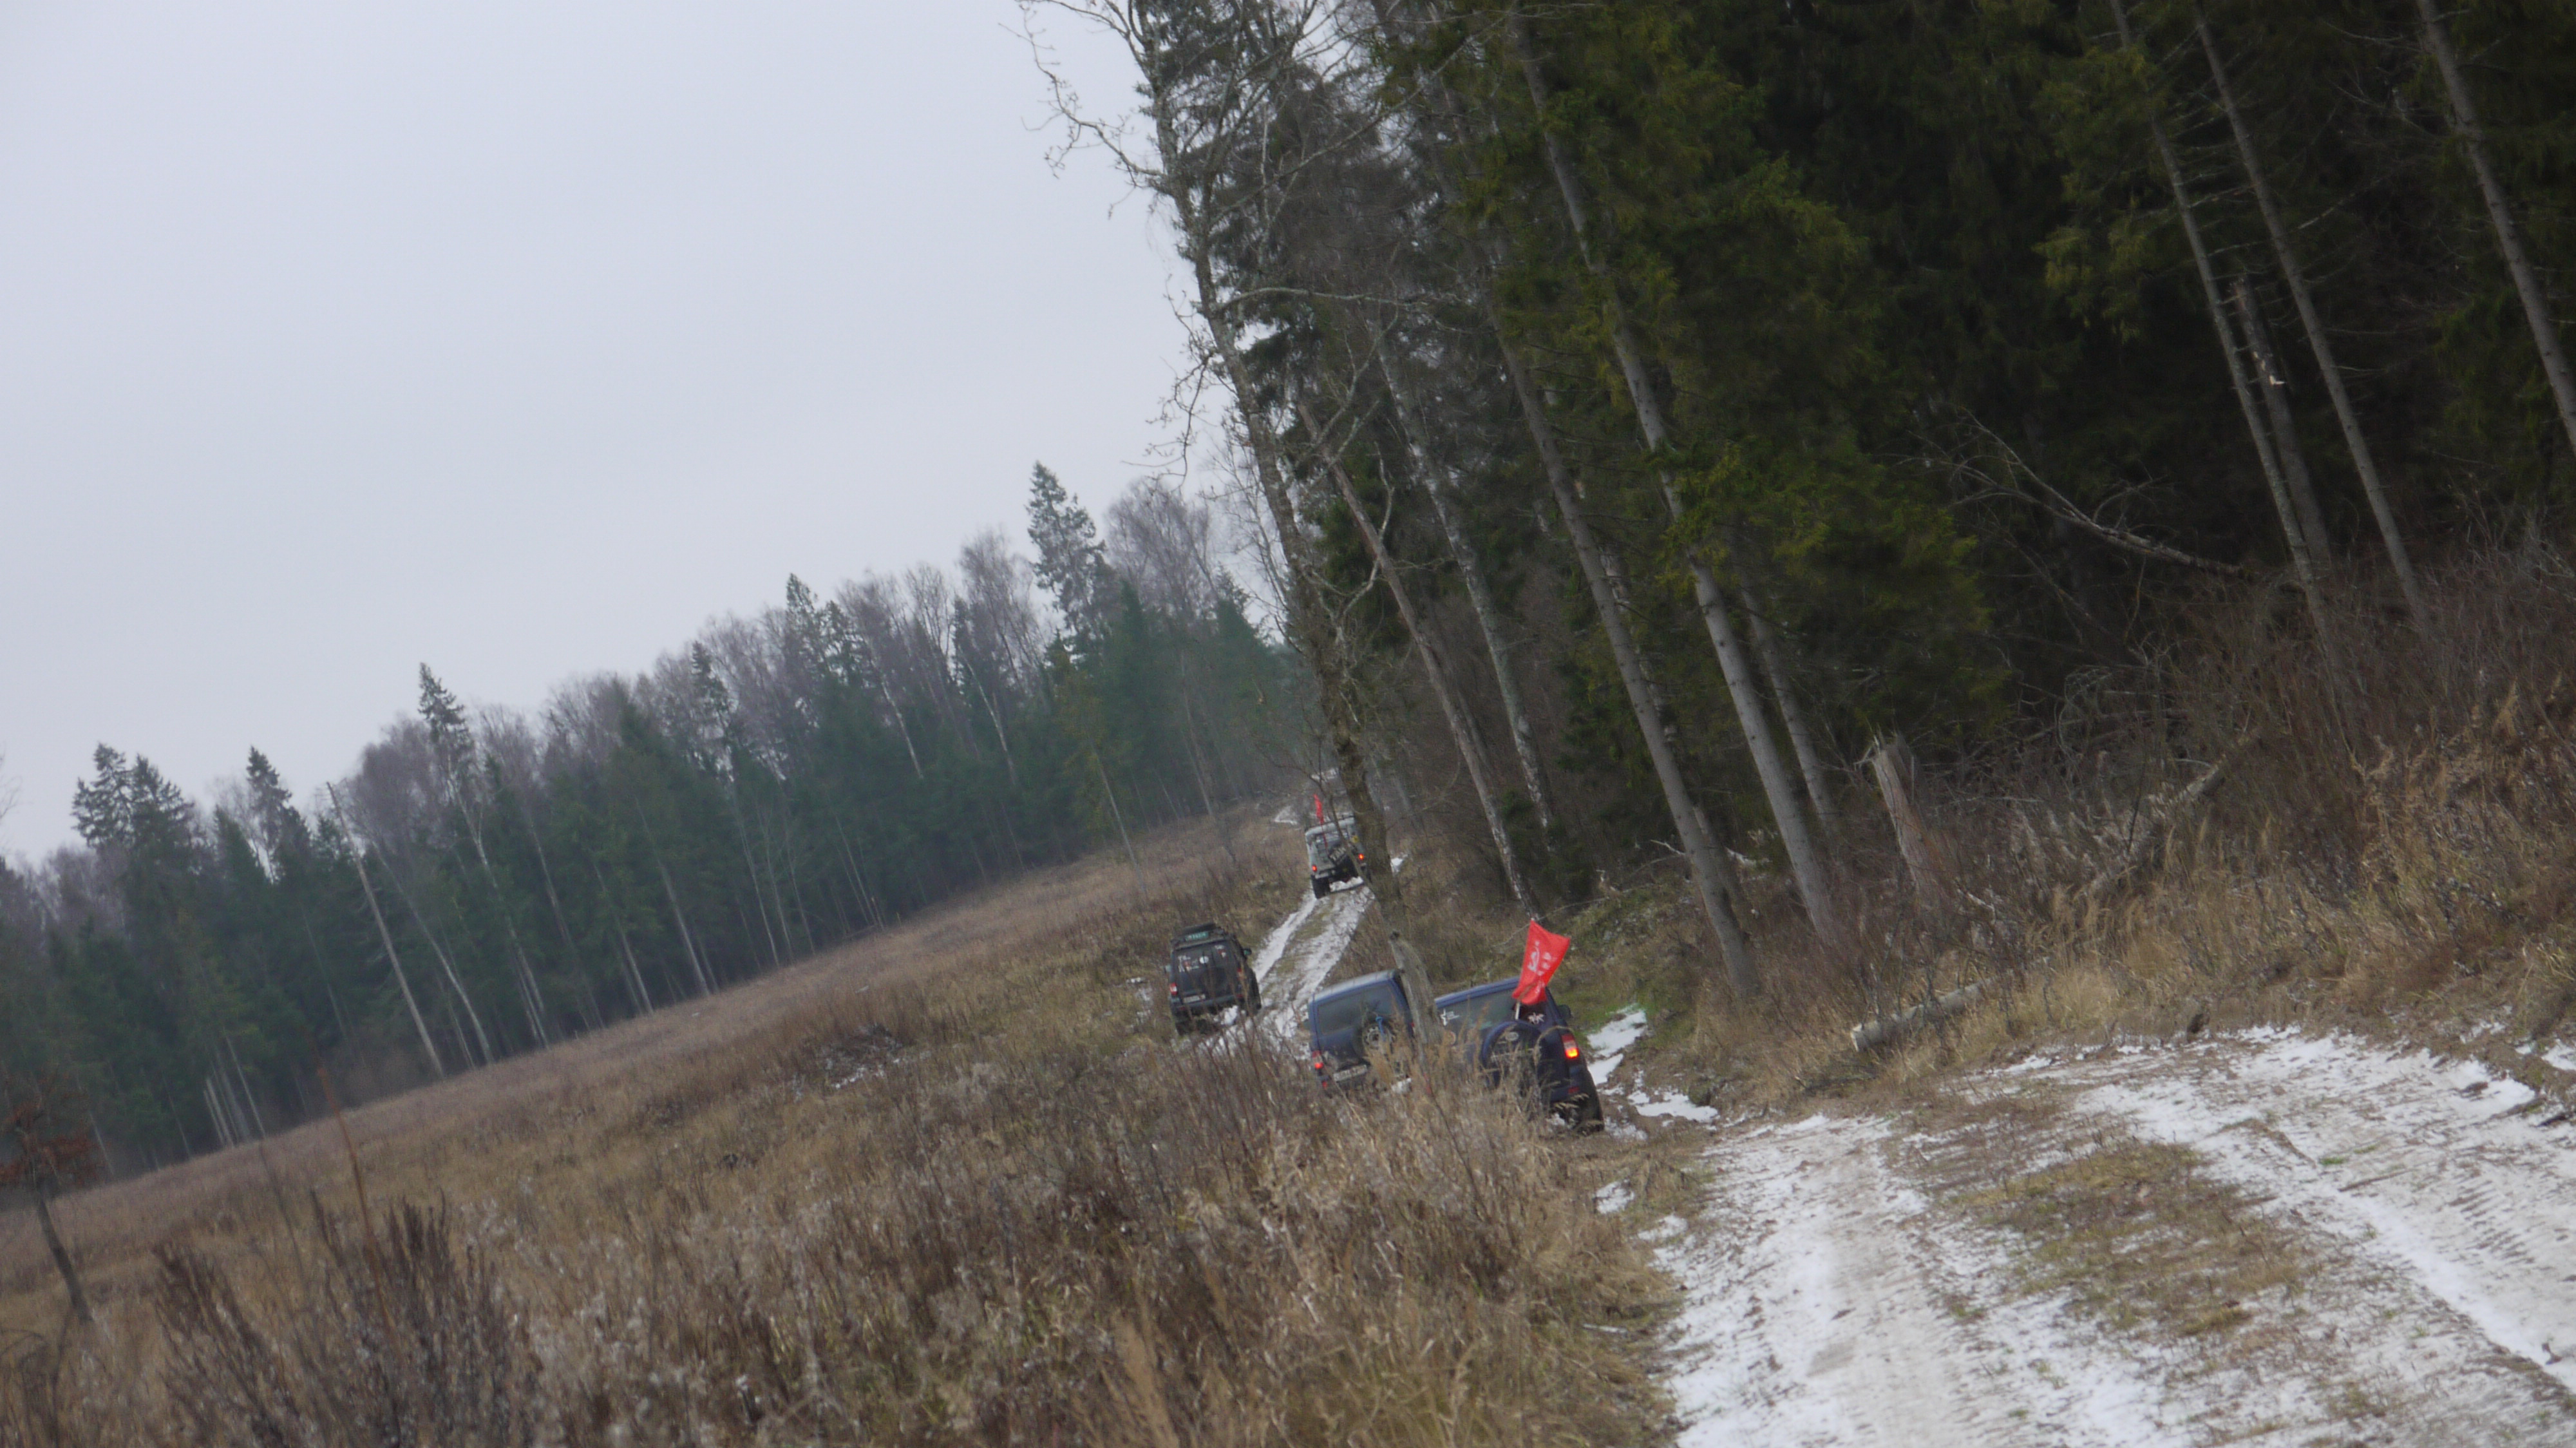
xmin=1 ymin=808 xmax=1674 ymax=1447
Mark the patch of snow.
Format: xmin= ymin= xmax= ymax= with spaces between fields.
xmin=1634 ymin=1091 xmax=1719 ymax=1124
xmin=1595 ymin=1181 xmax=1634 ymax=1214
xmin=1262 ymin=888 xmax=1372 ymax=1043
xmin=2061 ymin=1031 xmax=2576 ymax=1399
xmin=1246 ymin=889 xmax=1324 ymax=986
xmin=1585 ymin=1005 xmax=1649 ymax=1084
xmin=2540 ymin=1042 xmax=2576 ymax=1074
xmin=1661 ymin=1116 xmax=2192 ymax=1448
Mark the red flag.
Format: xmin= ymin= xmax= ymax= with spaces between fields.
xmin=1512 ymin=920 xmax=1573 ymax=1005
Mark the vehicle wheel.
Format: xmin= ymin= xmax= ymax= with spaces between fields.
xmin=1571 ymin=1094 xmax=1605 ymax=1134
xmin=1244 ymin=978 xmax=1263 ymax=1013
xmin=1311 ymin=878 xmax=1329 ymax=899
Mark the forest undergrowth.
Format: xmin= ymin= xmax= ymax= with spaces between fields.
xmin=1540 ymin=537 xmax=2576 ymax=1118
xmin=0 ymin=815 xmax=1667 ymax=1448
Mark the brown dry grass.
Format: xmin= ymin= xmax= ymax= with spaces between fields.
xmin=0 ymin=809 xmax=1669 ymax=1447
xmin=1517 ymin=540 xmax=2576 ymax=1122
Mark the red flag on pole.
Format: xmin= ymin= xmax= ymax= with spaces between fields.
xmin=1512 ymin=920 xmax=1573 ymax=1005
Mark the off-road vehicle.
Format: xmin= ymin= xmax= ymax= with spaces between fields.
xmin=1436 ymin=978 xmax=1603 ymax=1130
xmin=1304 ymin=971 xmax=1416 ymax=1086
xmin=1165 ymin=922 xmax=1258 ymax=1032
xmin=1303 ymin=814 xmax=1365 ymax=898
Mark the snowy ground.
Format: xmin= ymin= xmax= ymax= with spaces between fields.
xmin=1627 ymin=1025 xmax=2576 ymax=1446
xmin=1253 ymin=882 xmax=1372 ymax=1043
xmin=1179 ymin=873 xmax=1376 ymax=1048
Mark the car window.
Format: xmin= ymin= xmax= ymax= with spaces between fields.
xmin=1439 ymin=987 xmax=1519 ymax=1034
xmin=1309 ymin=985 xmax=1402 ymax=1039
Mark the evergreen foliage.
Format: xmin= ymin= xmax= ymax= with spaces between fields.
xmin=0 ymin=478 xmax=1296 ymax=1165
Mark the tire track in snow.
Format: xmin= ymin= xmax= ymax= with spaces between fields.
xmin=1662 ymin=1116 xmax=2188 ymax=1448
xmin=1186 ymin=880 xmax=1372 ymax=1048
xmin=1256 ymin=884 xmax=1372 ymax=1043
xmin=1653 ymin=1033 xmax=2576 ymax=1445
xmin=2052 ymin=1033 xmax=2576 ymax=1405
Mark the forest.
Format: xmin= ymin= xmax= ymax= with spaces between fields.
xmin=0 ymin=473 xmax=1293 ymax=1166
xmin=10 ymin=0 xmax=2576 ymax=1170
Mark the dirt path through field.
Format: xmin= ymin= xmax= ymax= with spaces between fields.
xmin=1642 ymin=1031 xmax=2576 ymax=1447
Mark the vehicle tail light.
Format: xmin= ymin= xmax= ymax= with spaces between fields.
xmin=1562 ymin=1039 xmax=1582 ymax=1060
xmin=1311 ymin=1049 xmax=1327 ymax=1074
xmin=1168 ymin=982 xmax=1179 ymax=996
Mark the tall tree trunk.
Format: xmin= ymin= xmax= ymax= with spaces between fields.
xmin=1509 ymin=10 xmax=1847 ymax=954
xmin=462 ymin=828 xmax=551 ymax=1049
xmin=2109 ymin=0 xmax=2339 ymax=647
xmin=518 ymin=799 xmax=593 ymax=1022
xmin=1092 ymin=750 xmax=1147 ymax=891
xmin=1381 ymin=369 xmax=1556 ymax=828
xmin=2102 ymin=0 xmax=2349 ymax=649
xmin=1300 ymin=396 xmax=1537 ymax=911
xmin=1175 ymin=689 xmax=1222 ymax=820
xmin=1374 ymin=0 xmax=1757 ymax=991
xmin=2417 ymin=0 xmax=2576 ymax=460
xmin=33 ymin=1185 xmax=93 ymax=1329
xmin=2232 ymin=278 xmax=2333 ymax=555
xmin=224 ymin=1034 xmax=267 ymax=1139
xmin=882 ymin=684 xmax=925 ymax=779
xmin=614 ymin=923 xmax=654 ymax=1015
xmin=395 ymin=887 xmax=493 ymax=1067
xmin=202 ymin=1077 xmax=234 ymax=1151
xmin=1741 ymin=590 xmax=1840 ymax=835
xmin=1135 ymin=48 xmax=1409 ymax=935
xmin=831 ymin=816 xmax=886 ymax=933
xmin=2197 ymin=11 xmax=2426 ymax=623
xmin=650 ymin=850 xmax=715 ymax=996
xmin=1503 ymin=341 xmax=1762 ymax=991
xmin=332 ymin=785 xmax=445 ymax=1080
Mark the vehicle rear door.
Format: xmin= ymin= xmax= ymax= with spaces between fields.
xmin=1168 ymin=941 xmax=1229 ymax=1007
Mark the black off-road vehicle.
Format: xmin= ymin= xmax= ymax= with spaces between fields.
xmin=1435 ymin=978 xmax=1604 ymax=1131
xmin=1165 ymin=922 xmax=1259 ymax=1031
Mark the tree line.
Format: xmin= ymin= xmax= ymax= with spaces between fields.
xmin=14 ymin=0 xmax=2576 ymax=1164
xmin=0 ymin=474 xmax=1296 ymax=1167
xmin=1019 ymin=0 xmax=2576 ymax=993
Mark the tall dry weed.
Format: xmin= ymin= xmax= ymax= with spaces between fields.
xmin=1 ymin=817 xmax=1662 ymax=1447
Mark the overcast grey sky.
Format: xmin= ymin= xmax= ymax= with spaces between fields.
xmin=0 ymin=2 xmax=1192 ymax=859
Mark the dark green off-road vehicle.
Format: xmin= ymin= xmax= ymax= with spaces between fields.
xmin=1165 ymin=922 xmax=1260 ymax=1032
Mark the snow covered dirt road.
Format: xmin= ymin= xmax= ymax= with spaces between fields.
xmin=1180 ymin=879 xmax=1374 ymax=1048
xmin=1650 ymin=1030 xmax=2576 ymax=1447
xmin=1663 ymin=1116 xmax=2187 ymax=1448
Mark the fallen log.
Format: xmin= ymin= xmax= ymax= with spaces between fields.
xmin=1850 ymin=980 xmax=1987 ymax=1053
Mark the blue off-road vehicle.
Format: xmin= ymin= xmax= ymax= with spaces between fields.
xmin=1304 ymin=971 xmax=1416 ymax=1087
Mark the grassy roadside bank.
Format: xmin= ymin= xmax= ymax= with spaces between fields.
xmin=3 ymin=812 xmax=1669 ymax=1447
